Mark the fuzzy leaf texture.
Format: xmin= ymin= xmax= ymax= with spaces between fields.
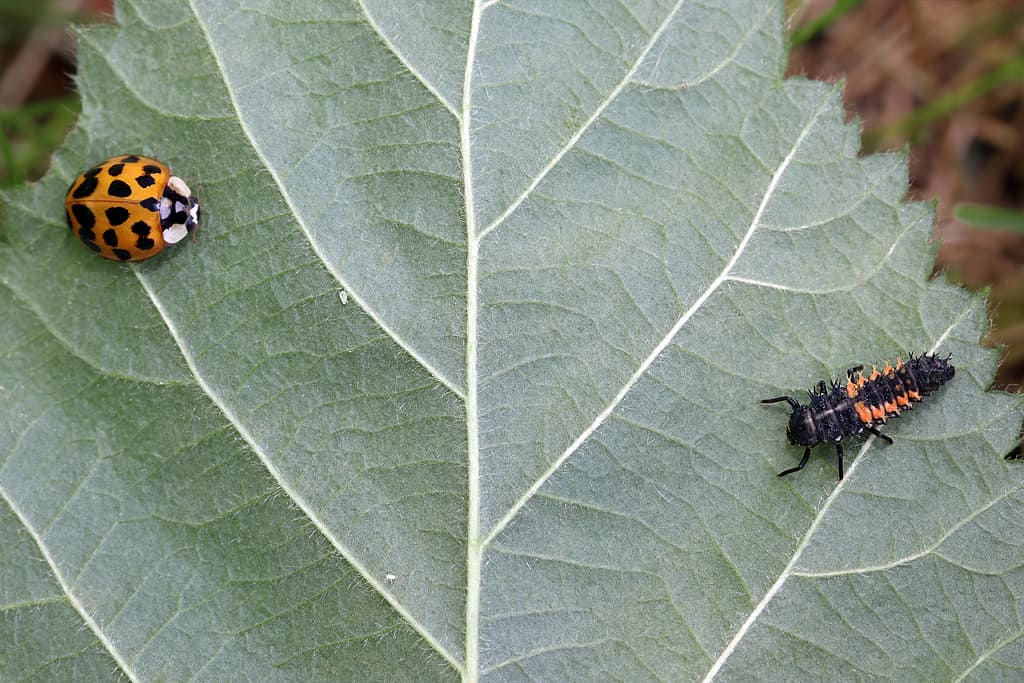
xmin=2 ymin=1 xmax=1023 ymax=681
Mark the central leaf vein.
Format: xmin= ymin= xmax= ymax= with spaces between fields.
xmin=464 ymin=0 xmax=484 ymax=679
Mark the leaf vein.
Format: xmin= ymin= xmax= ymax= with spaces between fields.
xmin=130 ymin=257 xmax=461 ymax=671
xmin=353 ymin=0 xmax=460 ymax=119
xmin=183 ymin=0 xmax=465 ymax=400
xmin=700 ymin=296 xmax=989 ymax=681
xmin=0 ymin=486 xmax=141 ymax=682
xmin=477 ymin=0 xmax=691 ymax=240
xmin=483 ymin=91 xmax=836 ymax=548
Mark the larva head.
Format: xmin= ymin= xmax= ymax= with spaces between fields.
xmin=786 ymin=406 xmax=819 ymax=447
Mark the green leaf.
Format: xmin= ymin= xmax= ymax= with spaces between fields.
xmin=2 ymin=1 xmax=1022 ymax=680
xmin=955 ymin=202 xmax=1024 ymax=233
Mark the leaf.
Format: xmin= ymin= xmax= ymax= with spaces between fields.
xmin=2 ymin=0 xmax=1023 ymax=680
xmin=955 ymin=202 xmax=1024 ymax=233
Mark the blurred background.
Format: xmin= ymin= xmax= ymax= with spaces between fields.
xmin=788 ymin=0 xmax=1024 ymax=391
xmin=2 ymin=0 xmax=1023 ymax=384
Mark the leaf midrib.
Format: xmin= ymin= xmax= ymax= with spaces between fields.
xmin=461 ymin=0 xmax=484 ymax=675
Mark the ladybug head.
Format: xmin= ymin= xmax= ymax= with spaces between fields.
xmin=786 ymin=405 xmax=818 ymax=447
xmin=160 ymin=175 xmax=200 ymax=245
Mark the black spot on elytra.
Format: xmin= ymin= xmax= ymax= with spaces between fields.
xmin=65 ymin=209 xmax=72 ymax=230
xmin=107 ymin=163 xmax=124 ymax=176
xmin=113 ymin=248 xmax=133 ymax=260
xmin=79 ymin=224 xmax=97 ymax=244
xmin=104 ymin=206 xmax=131 ymax=225
xmin=70 ymin=203 xmax=96 ymax=229
xmin=102 ymin=229 xmax=119 ymax=246
xmin=84 ymin=240 xmax=101 ymax=252
xmin=132 ymin=220 xmax=157 ymax=251
xmin=140 ymin=197 xmax=160 ymax=212
xmin=135 ymin=174 xmax=156 ymax=189
xmin=120 ymin=155 xmax=140 ymax=163
xmin=108 ymin=180 xmax=132 ymax=197
xmin=83 ymin=166 xmax=102 ymax=178
xmin=72 ymin=176 xmax=99 ymax=198
xmin=142 ymin=164 xmax=162 ymax=174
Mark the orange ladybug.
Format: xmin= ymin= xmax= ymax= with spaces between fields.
xmin=64 ymin=154 xmax=199 ymax=261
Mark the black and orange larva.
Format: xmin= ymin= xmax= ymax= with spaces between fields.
xmin=762 ymin=353 xmax=954 ymax=479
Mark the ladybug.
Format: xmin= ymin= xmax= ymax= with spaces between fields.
xmin=762 ymin=353 xmax=954 ymax=479
xmin=64 ymin=154 xmax=199 ymax=261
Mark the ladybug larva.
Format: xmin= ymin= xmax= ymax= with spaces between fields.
xmin=762 ymin=353 xmax=954 ymax=480
xmin=64 ymin=154 xmax=199 ymax=261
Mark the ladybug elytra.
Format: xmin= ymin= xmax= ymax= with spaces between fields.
xmin=64 ymin=154 xmax=199 ymax=261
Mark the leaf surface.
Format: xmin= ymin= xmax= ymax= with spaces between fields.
xmin=2 ymin=1 xmax=1023 ymax=680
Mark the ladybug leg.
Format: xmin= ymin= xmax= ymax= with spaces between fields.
xmin=865 ymin=425 xmax=893 ymax=445
xmin=846 ymin=365 xmax=864 ymax=379
xmin=835 ymin=443 xmax=844 ymax=480
xmin=761 ymin=395 xmax=800 ymax=409
xmin=778 ymin=447 xmax=812 ymax=477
